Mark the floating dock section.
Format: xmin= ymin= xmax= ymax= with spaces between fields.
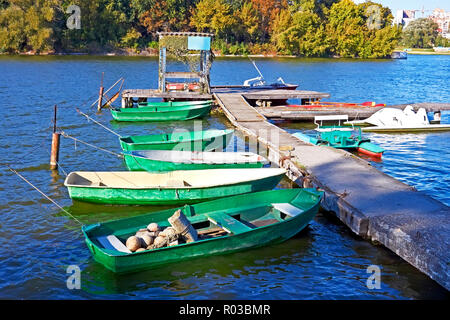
xmin=259 ymin=102 xmax=450 ymax=121
xmin=214 ymin=91 xmax=450 ymax=291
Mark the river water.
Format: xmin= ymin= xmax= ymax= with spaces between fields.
xmin=0 ymin=55 xmax=448 ymax=299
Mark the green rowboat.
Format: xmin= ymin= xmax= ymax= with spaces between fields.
xmin=137 ymin=100 xmax=213 ymax=108
xmin=110 ymin=103 xmax=211 ymax=122
xmin=119 ymin=129 xmax=234 ymax=152
xmin=82 ymin=188 xmax=323 ymax=273
xmin=64 ymin=168 xmax=286 ymax=205
xmin=123 ymin=150 xmax=268 ymax=171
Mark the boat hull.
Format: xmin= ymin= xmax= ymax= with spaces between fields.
xmin=137 ymin=100 xmax=213 ymax=107
xmin=119 ymin=129 xmax=233 ymax=152
xmin=111 ymin=104 xmax=211 ymax=122
xmin=362 ymin=125 xmax=450 ymax=133
xmin=123 ymin=152 xmax=265 ymax=171
xmin=82 ymin=189 xmax=322 ymax=273
xmin=66 ymin=171 xmax=286 ymax=205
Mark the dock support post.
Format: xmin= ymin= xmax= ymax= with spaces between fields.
xmin=50 ymin=105 xmax=61 ymax=170
xmin=97 ymin=72 xmax=104 ymax=112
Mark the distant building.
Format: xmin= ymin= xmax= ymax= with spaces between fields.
xmin=394 ymin=10 xmax=417 ymax=27
xmin=429 ymin=8 xmax=450 ymax=39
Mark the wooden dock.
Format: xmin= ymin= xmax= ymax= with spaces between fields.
xmin=259 ymin=103 xmax=450 ymax=121
xmin=214 ymin=91 xmax=450 ymax=291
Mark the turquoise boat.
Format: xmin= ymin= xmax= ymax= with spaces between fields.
xmin=64 ymin=168 xmax=287 ymax=205
xmin=119 ymin=129 xmax=234 ymax=152
xmin=123 ymin=150 xmax=268 ymax=171
xmin=294 ymin=128 xmax=385 ymax=158
xmin=137 ymin=100 xmax=213 ymax=108
xmin=294 ymin=115 xmax=385 ymax=158
xmin=110 ymin=103 xmax=211 ymax=122
xmin=82 ymin=188 xmax=323 ymax=273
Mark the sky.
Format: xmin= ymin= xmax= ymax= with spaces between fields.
xmin=353 ymin=0 xmax=450 ymax=16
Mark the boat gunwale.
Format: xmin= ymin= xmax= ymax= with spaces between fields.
xmin=123 ymin=150 xmax=268 ymax=165
xmin=112 ymin=103 xmax=212 ymax=114
xmin=64 ymin=168 xmax=287 ymax=190
xmin=119 ymin=129 xmax=234 ymax=147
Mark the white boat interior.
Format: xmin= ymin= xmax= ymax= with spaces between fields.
xmin=129 ymin=150 xmax=269 ymax=164
xmin=64 ymin=168 xmax=286 ymax=189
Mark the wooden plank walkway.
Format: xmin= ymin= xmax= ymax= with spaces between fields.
xmin=260 ymin=103 xmax=450 ymax=121
xmin=214 ymin=93 xmax=266 ymax=122
xmin=214 ymin=92 xmax=450 ymax=291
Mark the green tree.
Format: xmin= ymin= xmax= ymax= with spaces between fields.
xmin=401 ymin=18 xmax=440 ymax=48
xmin=356 ymin=1 xmax=401 ymax=58
xmin=325 ymin=0 xmax=365 ymax=58
xmin=234 ymin=1 xmax=260 ymax=42
xmin=272 ymin=8 xmax=327 ymax=56
xmin=190 ymin=0 xmax=236 ymax=41
xmin=0 ymin=0 xmax=57 ymax=53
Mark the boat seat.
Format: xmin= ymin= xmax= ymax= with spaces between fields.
xmin=165 ymin=180 xmax=191 ymax=187
xmin=272 ymin=203 xmax=304 ymax=217
xmin=91 ymin=181 xmax=107 ymax=187
xmin=97 ymin=235 xmax=131 ymax=253
xmin=207 ymin=212 xmax=252 ymax=234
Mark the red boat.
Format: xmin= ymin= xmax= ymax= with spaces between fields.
xmin=284 ymin=101 xmax=386 ymax=108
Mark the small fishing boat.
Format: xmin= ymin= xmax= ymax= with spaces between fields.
xmin=240 ymin=58 xmax=298 ymax=90
xmin=123 ymin=150 xmax=268 ymax=171
xmin=346 ymin=106 xmax=450 ymax=133
xmin=391 ymin=51 xmax=407 ymax=59
xmin=293 ymin=115 xmax=385 ymax=158
xmin=64 ymin=168 xmax=287 ymax=205
xmin=119 ymin=129 xmax=234 ymax=152
xmin=137 ymin=100 xmax=213 ymax=108
xmin=81 ymin=188 xmax=322 ymax=273
xmin=110 ymin=103 xmax=211 ymax=122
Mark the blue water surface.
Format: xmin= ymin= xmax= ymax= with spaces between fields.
xmin=0 ymin=54 xmax=448 ymax=299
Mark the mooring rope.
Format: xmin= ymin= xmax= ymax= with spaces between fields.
xmin=5 ymin=165 xmax=83 ymax=226
xmin=75 ymin=108 xmax=122 ymax=137
xmin=59 ymin=130 xmax=123 ymax=158
xmin=89 ymin=77 xmax=124 ymax=109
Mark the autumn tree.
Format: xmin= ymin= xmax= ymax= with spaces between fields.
xmin=233 ymin=1 xmax=260 ymax=43
xmin=190 ymin=0 xmax=236 ymax=41
xmin=0 ymin=0 xmax=57 ymax=53
xmin=139 ymin=0 xmax=196 ymax=37
xmin=251 ymin=0 xmax=287 ymax=42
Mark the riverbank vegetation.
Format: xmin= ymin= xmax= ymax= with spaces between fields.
xmin=0 ymin=0 xmax=404 ymax=58
xmin=399 ymin=18 xmax=450 ymax=49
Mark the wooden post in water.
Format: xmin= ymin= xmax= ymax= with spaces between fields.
xmin=97 ymin=72 xmax=104 ymax=112
xmin=50 ymin=105 xmax=61 ymax=170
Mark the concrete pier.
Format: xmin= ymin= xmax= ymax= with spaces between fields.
xmin=214 ymin=92 xmax=450 ymax=291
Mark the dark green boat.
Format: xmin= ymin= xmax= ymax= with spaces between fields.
xmin=82 ymin=188 xmax=323 ymax=273
xmin=137 ymin=100 xmax=213 ymax=108
xmin=110 ymin=103 xmax=211 ymax=122
xmin=119 ymin=129 xmax=234 ymax=152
